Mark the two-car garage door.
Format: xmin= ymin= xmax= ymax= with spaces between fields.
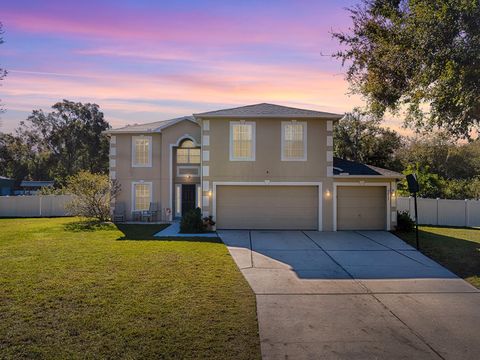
xmin=336 ymin=186 xmax=387 ymax=230
xmin=216 ymin=185 xmax=318 ymax=230
xmin=214 ymin=184 xmax=388 ymax=231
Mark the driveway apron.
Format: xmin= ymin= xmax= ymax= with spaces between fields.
xmin=218 ymin=230 xmax=480 ymax=360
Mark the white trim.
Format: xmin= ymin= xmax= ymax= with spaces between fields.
xmin=326 ymin=120 xmax=333 ymax=132
xmin=203 ymin=134 xmax=210 ymax=146
xmin=203 ymin=120 xmax=210 ymax=131
xmin=202 ymin=195 xmax=209 ymax=207
xmin=109 ymin=170 xmax=116 ymax=180
xmin=212 ymin=181 xmax=323 ymax=231
xmin=131 ymin=135 xmax=153 ymax=168
xmin=169 ymin=135 xmax=200 ymax=220
xmin=175 ymin=134 xmax=199 ymax=147
xmin=131 ymin=181 xmax=153 ymax=212
xmin=197 ymin=184 xmax=202 ymax=208
xmin=110 ymin=135 xmax=116 ymax=145
xmin=327 ymin=166 xmax=333 ymax=177
xmin=326 ymin=150 xmax=333 ymax=162
xmin=109 ymin=159 xmax=116 ymax=168
xmin=175 ymin=184 xmax=182 ymax=217
xmin=202 ymin=165 xmax=209 ymax=177
xmin=326 ymin=136 xmax=333 ymax=147
xmin=229 ymin=121 xmax=256 ymax=161
xmin=281 ymin=121 xmax=307 ymax=161
xmin=202 ymin=180 xmax=210 ymax=191
xmin=333 ymin=182 xmax=391 ymax=231
xmin=202 ymin=150 xmax=210 ymax=161
xmin=176 ymin=165 xmax=200 ymax=177
xmin=110 ymin=147 xmax=117 ymax=156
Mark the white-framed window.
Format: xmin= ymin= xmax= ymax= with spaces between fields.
xmin=281 ymin=121 xmax=307 ymax=161
xmin=131 ymin=181 xmax=152 ymax=211
xmin=176 ymin=139 xmax=200 ymax=164
xmin=132 ymin=136 xmax=152 ymax=167
xmin=230 ymin=121 xmax=255 ymax=161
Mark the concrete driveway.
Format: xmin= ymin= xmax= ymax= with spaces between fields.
xmin=218 ymin=230 xmax=480 ymax=360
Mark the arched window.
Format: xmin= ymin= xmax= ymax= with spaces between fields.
xmin=177 ymin=139 xmax=200 ymax=164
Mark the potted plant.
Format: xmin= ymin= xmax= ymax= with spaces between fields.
xmin=203 ymin=215 xmax=216 ymax=232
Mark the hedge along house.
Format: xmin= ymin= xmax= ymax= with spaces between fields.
xmin=106 ymin=103 xmax=403 ymax=231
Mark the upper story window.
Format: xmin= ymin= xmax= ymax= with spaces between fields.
xmin=177 ymin=139 xmax=200 ymax=164
xmin=230 ymin=121 xmax=255 ymax=161
xmin=281 ymin=121 xmax=307 ymax=161
xmin=132 ymin=136 xmax=152 ymax=167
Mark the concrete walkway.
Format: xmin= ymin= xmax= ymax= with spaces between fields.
xmin=218 ymin=230 xmax=480 ymax=360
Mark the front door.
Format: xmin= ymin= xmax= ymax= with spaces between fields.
xmin=181 ymin=184 xmax=196 ymax=216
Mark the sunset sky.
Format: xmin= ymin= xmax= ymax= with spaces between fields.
xmin=1 ymin=0 xmax=405 ymax=133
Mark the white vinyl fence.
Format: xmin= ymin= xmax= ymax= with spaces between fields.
xmin=0 ymin=195 xmax=73 ymax=217
xmin=397 ymin=197 xmax=480 ymax=227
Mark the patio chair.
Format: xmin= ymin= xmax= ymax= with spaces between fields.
xmin=142 ymin=202 xmax=159 ymax=222
xmin=113 ymin=202 xmax=126 ymax=223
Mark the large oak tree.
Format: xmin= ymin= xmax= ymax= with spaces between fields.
xmin=333 ymin=0 xmax=480 ymax=138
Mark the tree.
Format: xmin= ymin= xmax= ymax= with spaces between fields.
xmin=399 ymin=134 xmax=480 ymax=179
xmin=334 ymin=108 xmax=403 ymax=170
xmin=398 ymin=163 xmax=445 ymax=198
xmin=16 ymin=100 xmax=110 ymax=184
xmin=0 ymin=22 xmax=8 ymax=125
xmin=65 ymin=171 xmax=120 ymax=222
xmin=333 ymin=0 xmax=480 ymax=138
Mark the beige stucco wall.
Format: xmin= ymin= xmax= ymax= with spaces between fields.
xmin=111 ymin=120 xmax=200 ymax=220
xmin=109 ymin=115 xmax=399 ymax=230
xmin=200 ymin=117 xmax=335 ymax=230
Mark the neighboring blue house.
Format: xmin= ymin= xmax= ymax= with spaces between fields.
xmin=0 ymin=176 xmax=15 ymax=196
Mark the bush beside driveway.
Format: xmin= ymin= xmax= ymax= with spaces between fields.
xmin=0 ymin=218 xmax=261 ymax=359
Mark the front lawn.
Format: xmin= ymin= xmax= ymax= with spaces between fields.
xmin=0 ymin=218 xmax=260 ymax=359
xmin=395 ymin=226 xmax=480 ymax=289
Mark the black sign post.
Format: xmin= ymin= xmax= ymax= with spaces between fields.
xmin=406 ymin=174 xmax=420 ymax=250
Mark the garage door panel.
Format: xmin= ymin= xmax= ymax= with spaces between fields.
xmin=337 ymin=186 xmax=386 ymax=230
xmin=216 ymin=185 xmax=318 ymax=230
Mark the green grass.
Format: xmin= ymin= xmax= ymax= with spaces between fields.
xmin=395 ymin=226 xmax=480 ymax=288
xmin=0 ymin=218 xmax=260 ymax=359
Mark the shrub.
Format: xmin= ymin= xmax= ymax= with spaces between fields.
xmin=180 ymin=208 xmax=204 ymax=233
xmin=396 ymin=210 xmax=415 ymax=232
xmin=65 ymin=171 xmax=120 ymax=222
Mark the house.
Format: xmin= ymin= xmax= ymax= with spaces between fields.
xmin=106 ymin=103 xmax=403 ymax=231
xmin=17 ymin=180 xmax=55 ymax=195
xmin=0 ymin=176 xmax=15 ymax=196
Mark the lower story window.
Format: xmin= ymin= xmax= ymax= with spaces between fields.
xmin=133 ymin=182 xmax=152 ymax=211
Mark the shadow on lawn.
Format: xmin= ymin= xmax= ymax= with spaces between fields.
xmin=115 ymin=223 xmax=221 ymax=243
xmin=395 ymin=228 xmax=480 ymax=283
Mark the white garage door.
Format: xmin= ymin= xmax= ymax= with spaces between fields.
xmin=336 ymin=186 xmax=386 ymax=230
xmin=216 ymin=185 xmax=319 ymax=230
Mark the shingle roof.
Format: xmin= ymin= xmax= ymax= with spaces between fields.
xmin=194 ymin=103 xmax=343 ymax=119
xmin=20 ymin=180 xmax=55 ymax=187
xmin=333 ymin=157 xmax=404 ymax=178
xmin=105 ymin=116 xmax=196 ymax=134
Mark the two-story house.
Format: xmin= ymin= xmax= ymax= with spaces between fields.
xmin=106 ymin=103 xmax=402 ymax=231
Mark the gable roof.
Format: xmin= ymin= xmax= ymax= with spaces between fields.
xmin=194 ymin=103 xmax=343 ymax=119
xmin=105 ymin=116 xmax=196 ymax=134
xmin=333 ymin=157 xmax=404 ymax=178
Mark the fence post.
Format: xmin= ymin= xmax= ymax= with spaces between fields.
xmin=39 ymin=196 xmax=42 ymax=217
xmin=436 ymin=198 xmax=439 ymax=226
xmin=465 ymin=199 xmax=469 ymax=227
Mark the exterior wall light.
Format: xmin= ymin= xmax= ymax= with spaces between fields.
xmin=208 ymin=190 xmax=212 ymax=197
xmin=325 ymin=189 xmax=331 ymax=198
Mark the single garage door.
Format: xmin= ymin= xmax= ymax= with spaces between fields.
xmin=337 ymin=186 xmax=386 ymax=230
xmin=216 ymin=185 xmax=318 ymax=230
